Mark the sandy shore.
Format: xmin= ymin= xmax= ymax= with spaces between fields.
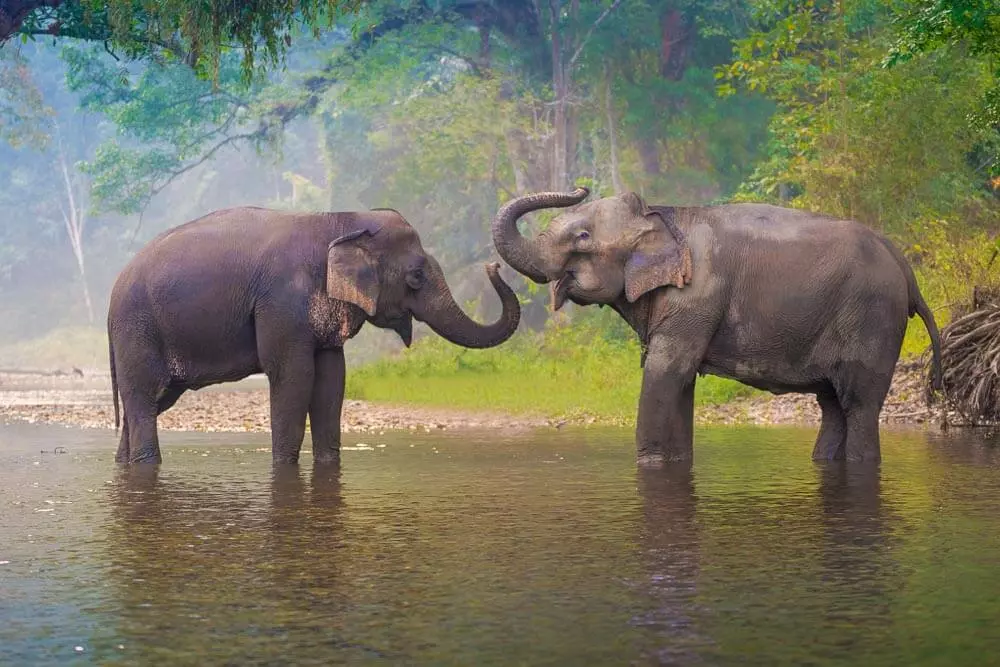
xmin=0 ymin=361 xmax=942 ymax=433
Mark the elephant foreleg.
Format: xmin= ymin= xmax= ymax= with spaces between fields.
xmin=635 ymin=334 xmax=699 ymax=466
xmin=309 ymin=348 xmax=346 ymax=465
xmin=265 ymin=348 xmax=315 ymax=465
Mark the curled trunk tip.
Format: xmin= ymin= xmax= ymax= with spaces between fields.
xmin=415 ymin=261 xmax=521 ymax=349
xmin=491 ymin=187 xmax=590 ymax=284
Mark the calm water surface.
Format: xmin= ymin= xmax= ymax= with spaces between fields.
xmin=1 ymin=423 xmax=999 ymax=665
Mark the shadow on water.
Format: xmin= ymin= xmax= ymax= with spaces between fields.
xmin=103 ymin=462 xmax=399 ymax=664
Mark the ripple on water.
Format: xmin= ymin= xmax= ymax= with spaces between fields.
xmin=0 ymin=424 xmax=999 ymax=665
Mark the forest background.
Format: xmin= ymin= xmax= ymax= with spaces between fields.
xmin=0 ymin=0 xmax=997 ymax=422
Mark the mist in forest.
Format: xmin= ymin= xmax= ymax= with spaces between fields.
xmin=1 ymin=0 xmax=996 ymax=370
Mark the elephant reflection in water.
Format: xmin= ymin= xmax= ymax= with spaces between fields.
xmin=632 ymin=466 xmax=710 ymax=663
xmin=104 ymin=463 xmax=391 ymax=663
xmin=814 ymin=464 xmax=903 ymax=653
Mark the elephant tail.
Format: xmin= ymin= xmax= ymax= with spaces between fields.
xmin=879 ymin=237 xmax=943 ymax=393
xmin=108 ymin=332 xmax=120 ymax=432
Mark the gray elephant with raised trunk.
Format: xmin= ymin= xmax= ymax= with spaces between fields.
xmin=492 ymin=187 xmax=942 ymax=464
xmin=109 ymin=206 xmax=520 ymax=465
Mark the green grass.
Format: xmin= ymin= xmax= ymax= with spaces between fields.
xmin=345 ymin=317 xmax=758 ymax=422
xmin=0 ymin=326 xmax=109 ymax=370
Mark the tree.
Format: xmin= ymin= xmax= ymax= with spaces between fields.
xmin=719 ymin=0 xmax=1000 ymax=294
xmin=1 ymin=0 xmax=360 ymax=80
xmin=0 ymin=43 xmax=49 ymax=147
xmin=886 ymin=0 xmax=1000 ymax=162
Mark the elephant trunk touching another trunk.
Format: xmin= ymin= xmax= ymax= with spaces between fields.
xmin=490 ymin=188 xmax=591 ymax=284
xmin=411 ymin=261 xmax=521 ymax=349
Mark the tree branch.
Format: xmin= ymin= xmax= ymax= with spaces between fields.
xmin=567 ymin=0 xmax=623 ymax=71
xmin=0 ymin=0 xmax=64 ymax=42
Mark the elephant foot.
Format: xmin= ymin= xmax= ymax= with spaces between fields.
xmin=128 ymin=454 xmax=163 ymax=465
xmin=811 ymin=441 xmax=846 ymax=461
xmin=637 ymin=449 xmax=692 ymax=468
xmin=273 ymin=453 xmax=301 ymax=465
xmin=312 ymin=449 xmax=341 ymax=465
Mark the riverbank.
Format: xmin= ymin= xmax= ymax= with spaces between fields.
xmin=0 ymin=360 xmax=942 ymax=434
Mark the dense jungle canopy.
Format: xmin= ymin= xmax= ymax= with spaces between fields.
xmin=0 ymin=0 xmax=998 ymax=366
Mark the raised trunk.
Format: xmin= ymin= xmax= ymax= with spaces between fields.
xmin=491 ymin=188 xmax=590 ymax=284
xmin=413 ymin=261 xmax=520 ymax=349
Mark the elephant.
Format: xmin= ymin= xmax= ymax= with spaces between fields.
xmin=108 ymin=206 xmax=520 ymax=465
xmin=492 ymin=187 xmax=942 ymax=464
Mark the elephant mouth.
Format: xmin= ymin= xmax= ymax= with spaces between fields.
xmin=551 ymin=273 xmax=575 ymax=311
xmin=391 ymin=316 xmax=413 ymax=347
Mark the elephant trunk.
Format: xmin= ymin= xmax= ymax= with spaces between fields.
xmin=412 ymin=260 xmax=520 ymax=349
xmin=490 ymin=188 xmax=591 ymax=284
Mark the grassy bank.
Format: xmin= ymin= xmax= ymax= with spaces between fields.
xmin=346 ymin=293 xmax=944 ymax=422
xmin=344 ymin=312 xmax=759 ymax=423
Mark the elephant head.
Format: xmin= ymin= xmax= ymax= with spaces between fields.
xmin=326 ymin=211 xmax=520 ymax=348
xmin=492 ymin=189 xmax=691 ymax=310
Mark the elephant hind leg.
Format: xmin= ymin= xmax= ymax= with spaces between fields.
xmin=835 ymin=371 xmax=893 ymax=463
xmin=114 ymin=383 xmax=174 ymax=465
xmin=812 ymin=391 xmax=847 ymax=461
xmin=117 ymin=372 xmax=170 ymax=465
xmin=122 ymin=399 xmax=162 ymax=464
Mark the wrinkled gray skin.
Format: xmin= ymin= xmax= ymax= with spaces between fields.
xmin=493 ymin=188 xmax=943 ymax=465
xmin=109 ymin=206 xmax=520 ymax=465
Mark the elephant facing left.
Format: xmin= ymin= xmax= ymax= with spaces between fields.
xmin=108 ymin=206 xmax=520 ymax=465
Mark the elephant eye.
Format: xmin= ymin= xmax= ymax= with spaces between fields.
xmin=405 ymin=268 xmax=425 ymax=290
xmin=576 ymin=230 xmax=591 ymax=241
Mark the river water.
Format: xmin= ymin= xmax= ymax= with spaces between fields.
xmin=1 ymin=423 xmax=999 ymax=665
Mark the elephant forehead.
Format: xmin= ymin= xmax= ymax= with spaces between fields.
xmin=592 ymin=199 xmax=638 ymax=233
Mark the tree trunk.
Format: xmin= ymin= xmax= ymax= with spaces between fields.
xmin=549 ymin=0 xmax=568 ymax=191
xmin=659 ymin=8 xmax=691 ymax=81
xmin=55 ymin=128 xmax=93 ymax=324
xmin=604 ymin=67 xmax=624 ymax=193
xmin=0 ymin=0 xmax=64 ymax=42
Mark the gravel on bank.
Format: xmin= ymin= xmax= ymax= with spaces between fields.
xmin=0 ymin=361 xmax=944 ymax=434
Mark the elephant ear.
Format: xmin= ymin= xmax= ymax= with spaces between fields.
xmin=623 ymin=203 xmax=693 ymax=303
xmin=327 ymin=227 xmax=380 ymax=317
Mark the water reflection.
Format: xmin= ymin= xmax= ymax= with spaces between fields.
xmin=814 ymin=464 xmax=901 ymax=655
xmin=632 ymin=464 xmax=708 ymax=664
xmin=4 ymin=426 xmax=1000 ymax=665
xmin=104 ymin=462 xmax=395 ymax=663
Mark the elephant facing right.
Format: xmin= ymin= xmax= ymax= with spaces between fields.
xmin=491 ymin=187 xmax=943 ymax=465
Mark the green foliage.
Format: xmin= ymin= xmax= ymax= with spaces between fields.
xmin=0 ymin=47 xmax=51 ymax=148
xmin=10 ymin=0 xmax=361 ymax=82
xmin=61 ymin=44 xmax=271 ymax=213
xmin=885 ymin=0 xmax=1000 ymax=169
xmin=722 ymin=0 xmax=999 ymax=240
